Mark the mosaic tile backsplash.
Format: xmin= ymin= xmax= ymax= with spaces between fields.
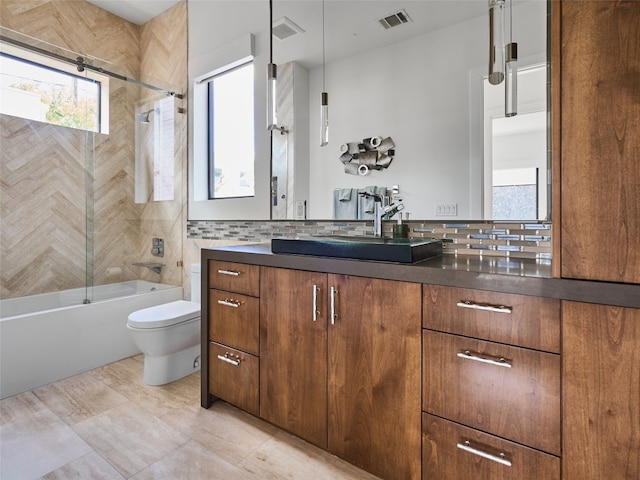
xmin=187 ymin=220 xmax=552 ymax=260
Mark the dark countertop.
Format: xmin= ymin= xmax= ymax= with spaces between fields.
xmin=201 ymin=243 xmax=640 ymax=309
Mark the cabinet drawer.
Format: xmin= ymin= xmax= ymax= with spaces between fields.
xmin=422 ymin=413 xmax=560 ymax=480
xmin=423 ymin=330 xmax=560 ymax=455
xmin=209 ymin=290 xmax=259 ymax=355
xmin=208 ymin=342 xmax=259 ymax=416
xmin=423 ymin=285 xmax=560 ymax=353
xmin=209 ymin=260 xmax=259 ymax=297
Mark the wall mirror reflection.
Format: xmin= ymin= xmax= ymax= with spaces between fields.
xmin=269 ymin=0 xmax=548 ymax=221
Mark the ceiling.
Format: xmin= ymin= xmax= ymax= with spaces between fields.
xmin=86 ymin=0 xmax=181 ymax=25
xmin=84 ymin=1 xmax=497 ymax=67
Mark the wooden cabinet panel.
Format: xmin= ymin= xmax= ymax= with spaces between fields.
xmin=209 ymin=290 xmax=259 ymax=355
xmin=208 ymin=342 xmax=259 ymax=417
xmin=208 ymin=260 xmax=260 ymax=296
xmin=559 ymin=1 xmax=640 ymax=283
xmin=423 ymin=413 xmax=560 ymax=480
xmin=328 ymin=275 xmax=422 ymax=480
xmin=259 ymin=267 xmax=328 ymax=449
xmin=423 ymin=330 xmax=561 ymax=455
xmin=563 ymin=301 xmax=640 ymax=480
xmin=423 ymin=285 xmax=560 ymax=353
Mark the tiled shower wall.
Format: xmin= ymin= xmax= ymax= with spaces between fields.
xmin=0 ymin=0 xmax=187 ymax=299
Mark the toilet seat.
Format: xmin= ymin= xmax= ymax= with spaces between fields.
xmin=127 ymin=300 xmax=200 ymax=329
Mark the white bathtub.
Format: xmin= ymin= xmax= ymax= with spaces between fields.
xmin=0 ymin=281 xmax=183 ymax=399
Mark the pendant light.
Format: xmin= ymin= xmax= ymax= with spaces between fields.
xmin=320 ymin=0 xmax=329 ymax=146
xmin=488 ymin=0 xmax=505 ymax=85
xmin=267 ymin=0 xmax=278 ymax=130
xmin=504 ymin=0 xmax=518 ymax=117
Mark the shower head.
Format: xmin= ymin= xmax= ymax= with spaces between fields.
xmin=135 ymin=109 xmax=155 ymax=124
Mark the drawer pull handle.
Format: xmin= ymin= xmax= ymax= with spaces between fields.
xmin=457 ymin=350 xmax=512 ymax=368
xmin=217 ymin=269 xmax=240 ymax=276
xmin=457 ymin=440 xmax=512 ymax=467
xmin=217 ymin=354 xmax=240 ymax=366
xmin=456 ymin=300 xmax=512 ymax=314
xmin=313 ymin=284 xmax=320 ymax=321
xmin=217 ymin=299 xmax=241 ymax=308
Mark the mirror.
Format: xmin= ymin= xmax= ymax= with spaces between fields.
xmin=269 ymin=0 xmax=548 ymax=221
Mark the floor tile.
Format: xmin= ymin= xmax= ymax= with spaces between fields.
xmin=71 ymin=402 xmax=189 ymax=478
xmin=240 ymin=430 xmax=381 ymax=480
xmin=90 ymin=357 xmax=200 ymax=417
xmin=32 ymin=371 xmax=129 ymax=425
xmin=37 ymin=451 xmax=125 ymax=480
xmin=130 ymin=440 xmax=253 ymax=480
xmin=0 ymin=392 xmax=92 ymax=480
xmin=160 ymin=400 xmax=277 ymax=465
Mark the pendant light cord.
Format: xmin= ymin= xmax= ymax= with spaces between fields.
xmin=322 ymin=0 xmax=326 ymax=92
xmin=269 ymin=0 xmax=273 ymax=63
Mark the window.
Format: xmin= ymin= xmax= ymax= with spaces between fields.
xmin=207 ymin=62 xmax=255 ymax=199
xmin=0 ymin=45 xmax=108 ymax=133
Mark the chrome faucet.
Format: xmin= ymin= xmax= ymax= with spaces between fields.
xmin=360 ymin=192 xmax=405 ymax=237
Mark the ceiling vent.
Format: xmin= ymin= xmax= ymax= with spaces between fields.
xmin=377 ymin=9 xmax=412 ymax=29
xmin=272 ymin=16 xmax=305 ymax=41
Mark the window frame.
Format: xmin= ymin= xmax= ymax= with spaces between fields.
xmin=0 ymin=42 xmax=109 ymax=134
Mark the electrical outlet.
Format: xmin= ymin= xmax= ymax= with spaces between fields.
xmin=435 ymin=203 xmax=458 ymax=216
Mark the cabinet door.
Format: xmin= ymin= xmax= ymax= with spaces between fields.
xmin=563 ymin=302 xmax=640 ymax=480
xmin=560 ymin=1 xmax=640 ymax=283
xmin=328 ymin=275 xmax=422 ymax=480
xmin=259 ymin=267 xmax=328 ymax=449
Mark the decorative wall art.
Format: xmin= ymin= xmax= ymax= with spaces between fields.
xmin=339 ymin=136 xmax=395 ymax=175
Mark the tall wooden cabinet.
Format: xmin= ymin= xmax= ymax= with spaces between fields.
xmin=260 ymin=267 xmax=422 ymax=480
xmin=558 ymin=0 xmax=640 ymax=283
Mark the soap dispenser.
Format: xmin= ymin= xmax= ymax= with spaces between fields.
xmin=393 ymin=213 xmax=409 ymax=238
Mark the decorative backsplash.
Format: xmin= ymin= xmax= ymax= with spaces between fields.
xmin=187 ymin=220 xmax=552 ymax=260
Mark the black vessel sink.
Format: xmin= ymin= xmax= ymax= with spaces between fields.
xmin=271 ymin=236 xmax=442 ymax=263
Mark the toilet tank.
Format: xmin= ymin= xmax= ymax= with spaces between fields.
xmin=190 ymin=264 xmax=201 ymax=303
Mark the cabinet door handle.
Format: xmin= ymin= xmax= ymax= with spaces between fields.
xmin=457 ymin=440 xmax=512 ymax=467
xmin=456 ymin=350 xmax=512 ymax=368
xmin=217 ymin=354 xmax=240 ymax=366
xmin=312 ymin=284 xmax=320 ymax=321
xmin=456 ymin=300 xmax=512 ymax=314
xmin=217 ymin=269 xmax=240 ymax=276
xmin=217 ymin=299 xmax=241 ymax=308
xmin=330 ymin=286 xmax=337 ymax=325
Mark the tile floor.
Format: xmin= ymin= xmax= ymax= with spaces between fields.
xmin=0 ymin=355 xmax=380 ymax=480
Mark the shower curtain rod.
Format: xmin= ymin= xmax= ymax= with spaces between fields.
xmin=0 ymin=34 xmax=183 ymax=99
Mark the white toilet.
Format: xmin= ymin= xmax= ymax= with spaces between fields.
xmin=127 ymin=264 xmax=201 ymax=385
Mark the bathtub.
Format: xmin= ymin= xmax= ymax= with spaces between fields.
xmin=0 ymin=281 xmax=183 ymax=399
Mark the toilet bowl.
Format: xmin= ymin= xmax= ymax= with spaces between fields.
xmin=127 ymin=264 xmax=201 ymax=385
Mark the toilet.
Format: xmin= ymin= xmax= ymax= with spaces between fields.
xmin=127 ymin=264 xmax=201 ymax=385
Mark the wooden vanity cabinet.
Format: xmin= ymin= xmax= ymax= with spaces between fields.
xmin=422 ymin=285 xmax=561 ymax=479
xmin=207 ymin=260 xmax=260 ymax=416
xmin=260 ymin=267 xmax=422 ymax=480
xmin=562 ymin=302 xmax=640 ymax=480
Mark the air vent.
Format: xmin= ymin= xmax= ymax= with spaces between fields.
xmin=378 ymin=9 xmax=412 ymax=29
xmin=272 ymin=16 xmax=305 ymax=40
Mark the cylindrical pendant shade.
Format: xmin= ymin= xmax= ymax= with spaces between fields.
xmin=488 ymin=0 xmax=505 ymax=85
xmin=320 ymin=92 xmax=328 ymax=146
xmin=267 ymin=63 xmax=277 ymax=130
xmin=505 ymin=42 xmax=518 ymax=117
